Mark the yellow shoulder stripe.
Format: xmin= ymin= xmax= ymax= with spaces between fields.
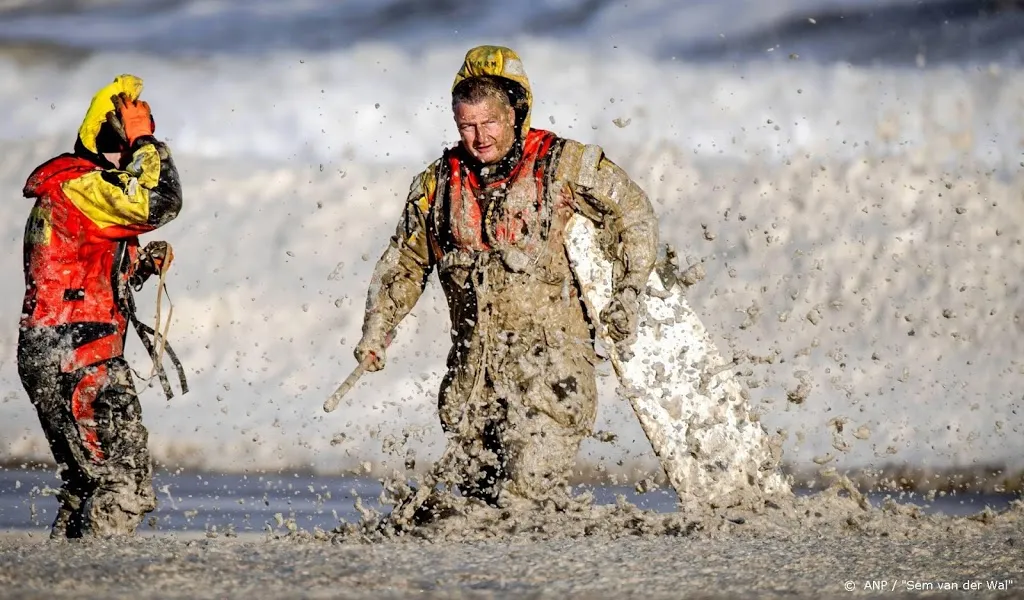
xmin=62 ymin=171 xmax=151 ymax=229
xmin=413 ymin=162 xmax=440 ymax=215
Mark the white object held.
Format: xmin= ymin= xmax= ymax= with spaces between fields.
xmin=565 ymin=215 xmax=790 ymax=509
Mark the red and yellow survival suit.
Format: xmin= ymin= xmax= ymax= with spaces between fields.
xmin=17 ymin=75 xmax=182 ymax=538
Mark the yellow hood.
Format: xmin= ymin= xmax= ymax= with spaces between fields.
xmin=78 ymin=74 xmax=144 ymax=154
xmin=452 ymin=45 xmax=532 ymax=136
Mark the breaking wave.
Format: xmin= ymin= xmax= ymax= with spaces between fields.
xmin=0 ymin=0 xmax=1022 ymax=65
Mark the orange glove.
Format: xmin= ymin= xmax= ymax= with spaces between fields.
xmin=107 ymin=92 xmax=154 ymax=147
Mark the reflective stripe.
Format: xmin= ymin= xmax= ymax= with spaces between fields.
xmin=61 ymin=333 xmax=124 ymax=374
xmin=71 ymin=364 xmax=109 ymax=462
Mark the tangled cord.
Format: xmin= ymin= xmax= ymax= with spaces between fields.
xmin=128 ymin=241 xmax=188 ymax=399
xmin=148 ymin=246 xmax=174 ymax=381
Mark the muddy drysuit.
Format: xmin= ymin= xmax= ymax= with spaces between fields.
xmin=359 ymin=46 xmax=658 ymax=507
xmin=17 ymin=75 xmax=182 ymax=538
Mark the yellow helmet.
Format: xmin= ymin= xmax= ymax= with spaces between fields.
xmin=452 ymin=45 xmax=532 ymax=136
xmin=77 ymin=74 xmax=144 ymax=154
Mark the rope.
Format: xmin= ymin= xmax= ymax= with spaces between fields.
xmin=467 ymin=253 xmax=490 ymax=409
xmin=149 ymin=248 xmax=173 ymax=380
xmin=127 ymin=241 xmax=188 ymax=399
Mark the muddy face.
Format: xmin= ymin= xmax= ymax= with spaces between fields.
xmin=453 ymin=98 xmax=517 ymax=165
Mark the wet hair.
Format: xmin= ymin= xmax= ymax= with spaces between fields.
xmin=452 ymin=75 xmax=513 ymax=110
xmin=452 ymin=75 xmax=529 ymax=134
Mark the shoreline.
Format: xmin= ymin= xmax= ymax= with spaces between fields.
xmin=4 ymin=459 xmax=1022 ymax=495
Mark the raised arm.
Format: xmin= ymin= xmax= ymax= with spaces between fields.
xmin=64 ymin=92 xmax=182 ymax=238
xmin=63 ymin=139 xmax=182 ymax=238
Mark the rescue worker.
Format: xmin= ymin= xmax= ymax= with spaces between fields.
xmin=355 ymin=46 xmax=658 ymax=509
xmin=18 ymin=75 xmax=182 ymax=538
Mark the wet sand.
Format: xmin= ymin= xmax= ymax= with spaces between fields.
xmin=0 ymin=526 xmax=1018 ymax=599
xmin=2 ymin=491 xmax=1021 ymax=599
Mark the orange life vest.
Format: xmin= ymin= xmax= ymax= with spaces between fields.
xmin=431 ymin=129 xmax=562 ymax=260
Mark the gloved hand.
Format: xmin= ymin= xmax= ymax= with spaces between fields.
xmin=600 ymin=287 xmax=640 ymax=347
xmin=106 ymin=92 xmax=155 ymax=147
xmin=130 ymin=241 xmax=173 ymax=288
xmin=143 ymin=240 xmax=173 ymax=272
xmin=354 ymin=330 xmax=389 ymax=372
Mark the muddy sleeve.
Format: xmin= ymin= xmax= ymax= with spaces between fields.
xmin=61 ymin=138 xmax=182 ymax=238
xmin=361 ymin=166 xmax=437 ymax=339
xmin=557 ymin=141 xmax=659 ymax=295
